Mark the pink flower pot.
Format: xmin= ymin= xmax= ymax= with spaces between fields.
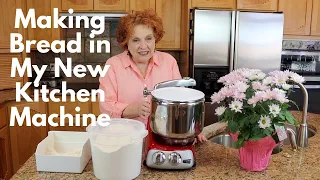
xmin=239 ymin=136 xmax=277 ymax=171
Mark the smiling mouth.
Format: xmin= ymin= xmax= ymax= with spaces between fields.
xmin=138 ymin=51 xmax=149 ymax=56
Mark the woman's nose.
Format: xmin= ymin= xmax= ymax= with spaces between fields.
xmin=139 ymin=41 xmax=147 ymax=49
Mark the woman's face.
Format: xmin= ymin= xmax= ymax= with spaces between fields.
xmin=127 ymin=25 xmax=156 ymax=64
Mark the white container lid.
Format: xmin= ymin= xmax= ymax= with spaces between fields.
xmin=151 ymin=87 xmax=204 ymax=102
xmin=86 ymin=118 xmax=147 ymax=140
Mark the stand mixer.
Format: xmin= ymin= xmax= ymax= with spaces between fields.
xmin=143 ymin=77 xmax=205 ymax=169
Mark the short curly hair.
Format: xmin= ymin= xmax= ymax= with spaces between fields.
xmin=116 ymin=9 xmax=165 ymax=49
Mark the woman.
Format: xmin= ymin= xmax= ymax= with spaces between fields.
xmin=99 ymin=9 xmax=206 ymax=142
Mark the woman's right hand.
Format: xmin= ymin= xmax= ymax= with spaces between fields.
xmin=122 ymin=101 xmax=151 ymax=119
xmin=138 ymin=100 xmax=151 ymax=119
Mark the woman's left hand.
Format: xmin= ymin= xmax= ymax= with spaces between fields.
xmin=194 ymin=134 xmax=207 ymax=144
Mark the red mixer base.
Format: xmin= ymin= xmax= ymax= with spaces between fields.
xmin=144 ymin=132 xmax=197 ymax=169
xmin=146 ymin=140 xmax=196 ymax=154
xmin=144 ymin=118 xmax=198 ymax=169
xmin=144 ymin=148 xmax=196 ymax=169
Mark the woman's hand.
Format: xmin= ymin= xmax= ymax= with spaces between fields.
xmin=122 ymin=101 xmax=151 ymax=119
xmin=138 ymin=101 xmax=151 ymax=119
xmin=194 ymin=134 xmax=207 ymax=144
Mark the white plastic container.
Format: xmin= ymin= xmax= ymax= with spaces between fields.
xmin=86 ymin=118 xmax=148 ymax=180
xmin=35 ymin=131 xmax=91 ymax=173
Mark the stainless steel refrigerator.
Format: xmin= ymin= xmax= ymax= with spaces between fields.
xmin=189 ymin=9 xmax=284 ymax=74
xmin=189 ymin=9 xmax=284 ymax=102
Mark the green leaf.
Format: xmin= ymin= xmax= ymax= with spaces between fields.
xmin=224 ymin=109 xmax=232 ymax=121
xmin=238 ymin=115 xmax=249 ymax=128
xmin=272 ymin=133 xmax=280 ymax=143
xmin=219 ymin=117 xmax=228 ymax=122
xmin=263 ymin=129 xmax=270 ymax=136
xmin=250 ymin=114 xmax=260 ymax=124
xmin=281 ymin=103 xmax=289 ymax=110
xmin=260 ymin=103 xmax=269 ymax=114
xmin=243 ymin=131 xmax=250 ymax=140
xmin=246 ymin=88 xmax=255 ymax=99
xmin=284 ymin=111 xmax=297 ymax=125
xmin=249 ymin=132 xmax=265 ymax=141
xmin=228 ymin=120 xmax=238 ymax=132
xmin=236 ymin=136 xmax=245 ymax=149
xmin=279 ymin=112 xmax=285 ymax=120
xmin=239 ymin=118 xmax=245 ymax=129
xmin=263 ymin=127 xmax=274 ymax=136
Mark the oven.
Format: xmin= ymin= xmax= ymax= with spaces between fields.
xmin=281 ymin=50 xmax=320 ymax=114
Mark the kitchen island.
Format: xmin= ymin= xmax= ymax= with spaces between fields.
xmin=10 ymin=111 xmax=320 ymax=180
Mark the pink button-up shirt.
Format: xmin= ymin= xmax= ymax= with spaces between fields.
xmin=99 ymin=50 xmax=182 ymax=126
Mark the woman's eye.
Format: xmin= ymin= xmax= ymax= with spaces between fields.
xmin=146 ymin=37 xmax=152 ymax=41
xmin=133 ymin=39 xmax=139 ymax=42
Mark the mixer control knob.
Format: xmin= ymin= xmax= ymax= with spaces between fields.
xmin=152 ymin=151 xmax=166 ymax=165
xmin=168 ymin=152 xmax=182 ymax=166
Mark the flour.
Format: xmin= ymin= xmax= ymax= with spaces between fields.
xmin=46 ymin=147 xmax=81 ymax=156
xmin=102 ymin=123 xmax=137 ymax=134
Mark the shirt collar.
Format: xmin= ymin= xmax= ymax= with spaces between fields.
xmin=121 ymin=50 xmax=160 ymax=69
xmin=121 ymin=51 xmax=131 ymax=68
xmin=151 ymin=51 xmax=160 ymax=66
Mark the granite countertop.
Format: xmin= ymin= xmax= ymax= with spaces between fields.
xmin=10 ymin=111 xmax=320 ymax=180
xmin=0 ymin=89 xmax=18 ymax=104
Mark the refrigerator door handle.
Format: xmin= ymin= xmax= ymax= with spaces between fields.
xmin=233 ymin=11 xmax=240 ymax=72
xmin=229 ymin=11 xmax=236 ymax=72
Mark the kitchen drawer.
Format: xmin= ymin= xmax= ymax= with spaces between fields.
xmin=48 ymin=96 xmax=91 ymax=115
